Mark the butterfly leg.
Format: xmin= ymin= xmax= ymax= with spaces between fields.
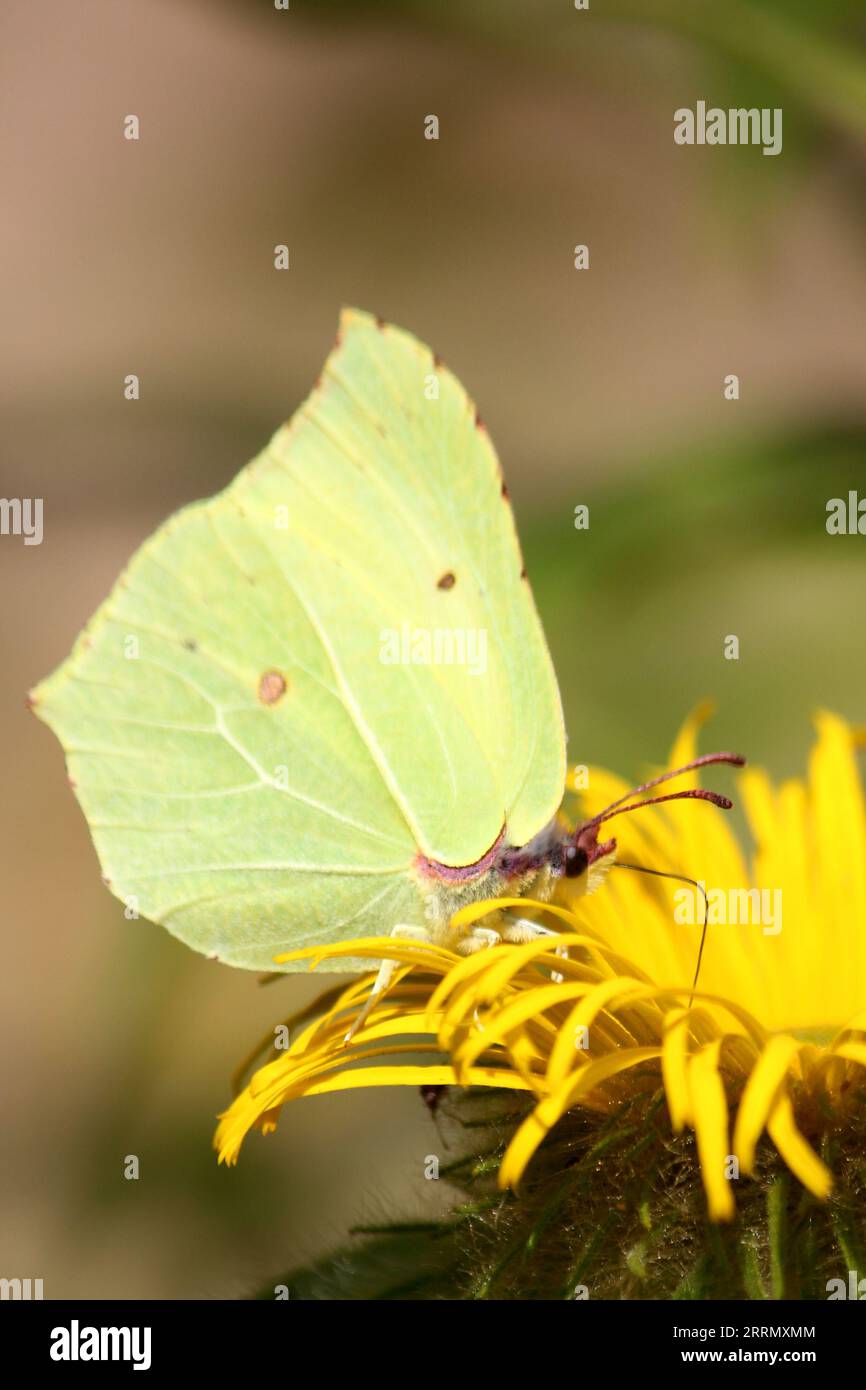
xmin=453 ymin=926 xmax=502 ymax=1033
xmin=343 ymin=923 xmax=429 ymax=1045
xmin=455 ymin=926 xmax=501 ymax=955
xmin=501 ymin=916 xmax=568 ymax=983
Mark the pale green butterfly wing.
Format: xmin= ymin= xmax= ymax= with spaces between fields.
xmin=32 ymin=309 xmax=566 ymax=971
xmin=33 ymin=498 xmax=418 ymax=970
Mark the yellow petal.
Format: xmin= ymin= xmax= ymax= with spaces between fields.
xmin=688 ymin=1042 xmax=735 ymax=1221
xmin=766 ymin=1093 xmax=832 ymax=1200
xmin=498 ymin=1047 xmax=662 ymax=1190
xmin=303 ymin=1063 xmax=531 ymax=1098
xmin=545 ymin=977 xmax=651 ymax=1089
xmin=833 ymin=1041 xmax=866 ymax=1070
xmin=662 ymin=1008 xmax=694 ymax=1132
xmin=732 ymin=1034 xmax=801 ymax=1172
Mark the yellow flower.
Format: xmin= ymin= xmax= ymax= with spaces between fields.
xmin=215 ymin=705 xmax=866 ymax=1222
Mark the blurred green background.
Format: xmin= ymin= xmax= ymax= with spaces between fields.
xmin=3 ymin=0 xmax=866 ymax=1297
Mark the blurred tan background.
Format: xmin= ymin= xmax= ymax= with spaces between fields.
xmin=3 ymin=0 xmax=866 ymax=1297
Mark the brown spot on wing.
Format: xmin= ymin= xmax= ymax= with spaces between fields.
xmin=437 ymin=571 xmax=456 ymax=590
xmin=258 ymin=670 xmax=288 ymax=705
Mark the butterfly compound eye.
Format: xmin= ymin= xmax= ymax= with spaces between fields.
xmin=564 ymin=844 xmax=589 ymax=878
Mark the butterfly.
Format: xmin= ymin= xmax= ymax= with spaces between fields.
xmin=31 ymin=309 xmax=741 ymax=1011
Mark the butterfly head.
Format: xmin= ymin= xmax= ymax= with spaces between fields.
xmin=563 ymin=822 xmax=616 ymax=879
xmin=556 ymin=750 xmax=746 ymax=903
xmin=558 ymin=750 xmax=747 ymax=994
